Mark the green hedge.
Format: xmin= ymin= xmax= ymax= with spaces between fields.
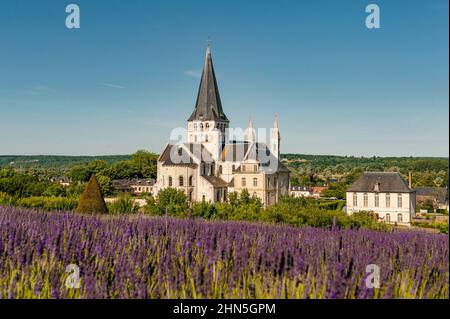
xmin=0 ymin=194 xmax=78 ymax=211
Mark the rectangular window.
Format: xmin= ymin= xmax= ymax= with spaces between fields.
xmin=374 ymin=193 xmax=379 ymax=207
xmin=386 ymin=193 xmax=390 ymax=208
xmin=242 ymin=177 xmax=246 ymax=187
xmin=363 ymin=193 xmax=368 ymax=207
xmin=253 ymin=177 xmax=258 ymax=187
xmin=353 ymin=193 xmax=357 ymax=206
xmin=397 ymin=194 xmax=402 ymax=208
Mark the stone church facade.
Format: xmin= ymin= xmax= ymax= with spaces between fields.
xmin=156 ymin=46 xmax=290 ymax=206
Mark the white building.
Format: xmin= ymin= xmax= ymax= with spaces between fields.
xmin=156 ymin=45 xmax=290 ymax=206
xmin=346 ymin=172 xmax=416 ymax=226
xmin=291 ymin=186 xmax=312 ymax=198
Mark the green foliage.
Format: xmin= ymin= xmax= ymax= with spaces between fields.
xmin=412 ymin=221 xmax=449 ymax=235
xmin=436 ymin=222 xmax=449 ymax=234
xmin=66 ymin=151 xmax=158 ymax=195
xmin=16 ymin=196 xmax=78 ymax=211
xmin=42 ymin=183 xmax=67 ymax=197
xmin=0 ymin=155 xmax=131 ymax=169
xmin=108 ymin=194 xmax=140 ymax=215
xmin=263 ymin=196 xmax=351 ymax=228
xmin=0 ymin=192 xmax=17 ymax=206
xmin=76 ymin=175 xmax=108 ymax=214
xmin=144 ymin=188 xmax=188 ymax=216
xmin=0 ymin=168 xmax=49 ymax=197
xmin=96 ymin=175 xmax=112 ymax=196
xmin=131 ymin=150 xmax=158 ymax=179
xmin=349 ymin=212 xmax=391 ymax=231
xmin=283 ymin=154 xmax=449 ymax=190
xmin=417 ymin=199 xmax=437 ymax=213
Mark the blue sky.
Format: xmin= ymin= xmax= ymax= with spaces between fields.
xmin=0 ymin=0 xmax=448 ymax=156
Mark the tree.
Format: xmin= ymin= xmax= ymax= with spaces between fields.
xmin=68 ymin=164 xmax=91 ymax=183
xmin=131 ymin=150 xmax=158 ymax=178
xmin=144 ymin=188 xmax=188 ymax=216
xmin=76 ymin=175 xmax=108 ymax=214
xmin=43 ymin=183 xmax=67 ymax=197
xmin=96 ymin=175 xmax=112 ymax=196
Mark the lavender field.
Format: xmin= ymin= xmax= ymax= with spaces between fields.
xmin=0 ymin=206 xmax=448 ymax=299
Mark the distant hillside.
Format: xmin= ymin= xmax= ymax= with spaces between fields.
xmin=281 ymin=153 xmax=449 ymax=189
xmin=0 ymin=155 xmax=132 ymax=169
xmin=282 ymin=154 xmax=449 ymax=173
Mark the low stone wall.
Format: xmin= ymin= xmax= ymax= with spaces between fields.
xmin=105 ymin=198 xmax=148 ymax=207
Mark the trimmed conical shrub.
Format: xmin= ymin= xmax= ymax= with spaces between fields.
xmin=76 ymin=175 xmax=108 ymax=214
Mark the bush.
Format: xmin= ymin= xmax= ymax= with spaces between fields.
xmin=108 ymin=194 xmax=140 ymax=215
xmin=16 ymin=196 xmax=78 ymax=211
xmin=0 ymin=192 xmax=17 ymax=206
xmin=143 ymin=188 xmax=188 ymax=216
xmin=350 ymin=212 xmax=391 ymax=231
xmin=436 ymin=222 xmax=449 ymax=234
xmin=76 ymin=175 xmax=108 ymax=214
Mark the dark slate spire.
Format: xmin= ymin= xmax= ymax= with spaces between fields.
xmin=188 ymin=46 xmax=229 ymax=122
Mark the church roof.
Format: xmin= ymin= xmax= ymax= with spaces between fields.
xmin=347 ymin=172 xmax=414 ymax=193
xmin=221 ymin=142 xmax=250 ymax=162
xmin=188 ymin=46 xmax=229 ymax=122
xmin=158 ymin=143 xmax=213 ymax=167
xmin=202 ymin=175 xmax=229 ymax=188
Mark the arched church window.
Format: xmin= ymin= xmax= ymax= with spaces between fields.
xmin=179 ymin=176 xmax=184 ymax=186
xmin=194 ymin=123 xmax=198 ymax=131
xmin=218 ymin=165 xmax=222 ymax=175
xmin=189 ymin=175 xmax=193 ymax=186
xmin=168 ymin=176 xmax=173 ymax=187
xmin=206 ymin=123 xmax=210 ymax=129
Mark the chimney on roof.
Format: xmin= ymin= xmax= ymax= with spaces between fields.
xmin=408 ymin=171 xmax=413 ymax=189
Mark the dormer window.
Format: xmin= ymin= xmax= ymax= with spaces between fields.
xmin=374 ymin=182 xmax=380 ymax=192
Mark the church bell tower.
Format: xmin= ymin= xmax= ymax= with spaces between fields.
xmin=187 ymin=44 xmax=229 ymax=161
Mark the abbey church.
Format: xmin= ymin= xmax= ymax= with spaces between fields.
xmin=156 ymin=46 xmax=290 ymax=206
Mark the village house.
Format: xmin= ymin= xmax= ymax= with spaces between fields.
xmin=345 ymin=172 xmax=416 ymax=226
xmin=50 ymin=176 xmax=71 ymax=187
xmin=291 ymin=186 xmax=312 ymax=197
xmin=112 ymin=178 xmax=156 ymax=196
xmin=415 ymin=187 xmax=449 ymax=212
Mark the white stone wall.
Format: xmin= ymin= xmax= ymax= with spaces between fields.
xmin=346 ymin=191 xmax=416 ymax=225
xmin=156 ymin=162 xmax=198 ymax=201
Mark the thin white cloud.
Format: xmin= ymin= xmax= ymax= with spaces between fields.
xmin=13 ymin=85 xmax=53 ymax=96
xmin=184 ymin=70 xmax=201 ymax=78
xmin=33 ymin=85 xmax=52 ymax=91
xmin=97 ymin=82 xmax=125 ymax=89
